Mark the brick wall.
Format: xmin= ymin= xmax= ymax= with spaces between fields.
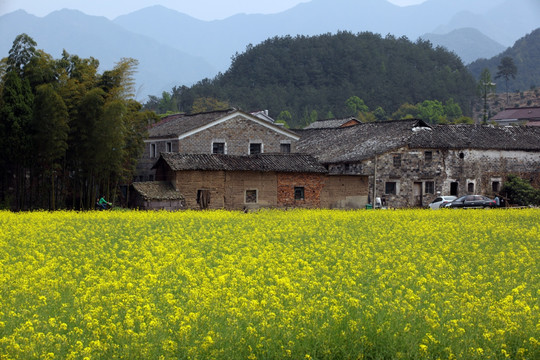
xmin=277 ymin=173 xmax=324 ymax=208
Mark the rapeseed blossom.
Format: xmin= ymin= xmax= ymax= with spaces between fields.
xmin=0 ymin=209 xmax=538 ymax=359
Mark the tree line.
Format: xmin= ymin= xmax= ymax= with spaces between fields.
xmin=0 ymin=34 xmax=158 ymax=210
xmin=145 ymin=31 xmax=478 ymax=128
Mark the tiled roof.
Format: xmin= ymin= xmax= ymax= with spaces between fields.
xmin=154 ymin=153 xmax=328 ymax=173
xmin=148 ymin=109 xmax=237 ymax=138
xmin=297 ymin=119 xmax=431 ymax=163
xmin=303 ymin=117 xmax=360 ymax=129
xmin=297 ymin=120 xmax=540 ymax=164
xmin=132 ymin=181 xmax=184 ymax=200
xmin=410 ymin=124 xmax=540 ymax=151
xmin=491 ymin=107 xmax=540 ymax=121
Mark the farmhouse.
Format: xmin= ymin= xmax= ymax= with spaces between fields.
xmin=133 ymin=108 xmax=540 ymax=210
xmin=135 ymin=109 xmax=299 ymax=182
xmin=133 ymin=109 xmax=369 ymax=210
xmin=296 ymin=120 xmax=540 ymax=208
xmin=491 ymin=106 xmax=540 ymax=126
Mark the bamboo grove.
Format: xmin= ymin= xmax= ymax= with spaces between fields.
xmin=0 ymin=34 xmax=158 ymax=210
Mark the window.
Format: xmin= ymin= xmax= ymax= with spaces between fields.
xmin=424 ymin=151 xmax=433 ymax=162
xmin=212 ymin=142 xmax=225 ymax=154
xmin=294 ymin=186 xmax=305 ymax=200
xmin=385 ymin=182 xmax=397 ymax=195
xmin=148 ymin=175 xmax=154 ymax=181
xmin=468 ymin=182 xmax=474 ymax=193
xmin=166 ymin=142 xmax=172 ymax=152
xmin=492 ymin=181 xmax=500 ymax=193
xmin=150 ymin=143 xmax=157 ymax=158
xmin=249 ymin=143 xmax=262 ymax=155
xmin=245 ymin=189 xmax=257 ymax=203
xmin=393 ymin=154 xmax=401 ymax=167
xmin=425 ymin=181 xmax=434 ymax=194
xmin=280 ymin=143 xmax=291 ymax=153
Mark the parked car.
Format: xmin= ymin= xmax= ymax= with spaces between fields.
xmin=443 ymin=195 xmax=498 ymax=209
xmin=428 ymin=196 xmax=457 ymax=209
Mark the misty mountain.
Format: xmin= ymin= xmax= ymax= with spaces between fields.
xmin=432 ymin=0 xmax=540 ymax=47
xmin=420 ymin=28 xmax=506 ymax=65
xmin=468 ymin=28 xmax=540 ymax=93
xmin=2 ymin=0 xmax=539 ymax=99
xmin=0 ymin=9 xmax=216 ymax=98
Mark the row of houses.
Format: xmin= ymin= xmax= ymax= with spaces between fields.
xmin=131 ymin=108 xmax=540 ymax=210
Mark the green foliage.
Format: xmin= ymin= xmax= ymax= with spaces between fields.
xmin=0 ymin=34 xmax=148 ymax=210
xmin=191 ymin=97 xmax=229 ymax=114
xmin=468 ymin=28 xmax=540 ymax=92
xmin=150 ymin=32 xmax=477 ymax=128
xmin=501 ymin=175 xmax=540 ymax=206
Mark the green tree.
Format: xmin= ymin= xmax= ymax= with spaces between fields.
xmin=191 ymin=97 xmax=229 ymax=113
xmin=478 ymin=68 xmax=496 ymax=124
xmin=0 ymin=71 xmax=34 ymax=209
xmin=276 ymin=110 xmax=292 ymax=128
xmin=7 ymin=33 xmax=37 ymax=76
xmin=495 ymin=56 xmax=517 ymax=105
xmin=32 ymin=83 xmax=69 ymax=209
xmin=417 ymin=100 xmax=445 ymax=124
xmin=391 ymin=103 xmax=419 ymax=120
xmin=501 ymin=174 xmax=540 ymax=206
xmin=345 ymin=96 xmax=369 ymax=116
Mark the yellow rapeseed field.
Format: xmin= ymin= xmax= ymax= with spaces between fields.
xmin=0 ymin=209 xmax=538 ymax=359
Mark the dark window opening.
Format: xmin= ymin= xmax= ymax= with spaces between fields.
xmin=249 ymin=143 xmax=262 ymax=154
xmin=468 ymin=183 xmax=474 ymax=193
xmin=393 ymin=154 xmax=401 ymax=167
xmin=150 ymin=143 xmax=157 ymax=158
xmin=459 ymin=152 xmax=465 ymax=159
xmin=166 ymin=142 xmax=172 ymax=152
xmin=280 ymin=143 xmax=291 ymax=153
xmin=425 ymin=181 xmax=434 ymax=194
xmin=245 ymin=190 xmax=257 ymax=203
xmin=385 ymin=182 xmax=397 ymax=195
xmin=294 ymin=186 xmax=305 ymax=200
xmin=492 ymin=181 xmax=500 ymax=193
xmin=424 ymin=151 xmax=432 ymax=162
xmin=212 ymin=142 xmax=225 ymax=154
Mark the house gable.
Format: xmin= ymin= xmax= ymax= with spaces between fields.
xmin=177 ymin=110 xmax=299 ymax=141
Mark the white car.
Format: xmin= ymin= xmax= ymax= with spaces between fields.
xmin=428 ymin=196 xmax=457 ymax=209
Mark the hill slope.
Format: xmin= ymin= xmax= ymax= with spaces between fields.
xmin=173 ymin=32 xmax=477 ymax=127
xmin=420 ymin=28 xmax=506 ymax=65
xmin=468 ymin=28 xmax=540 ymax=92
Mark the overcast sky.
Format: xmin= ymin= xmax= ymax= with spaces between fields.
xmin=0 ymin=0 xmax=427 ymax=20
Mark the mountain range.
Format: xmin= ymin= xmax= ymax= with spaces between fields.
xmin=1 ymin=0 xmax=539 ymax=99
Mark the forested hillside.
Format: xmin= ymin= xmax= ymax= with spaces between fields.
xmin=155 ymin=32 xmax=477 ymax=128
xmin=468 ymin=28 xmax=540 ymax=92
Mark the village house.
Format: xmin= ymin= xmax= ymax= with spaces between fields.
xmin=132 ymin=109 xmax=368 ymax=210
xmin=491 ymin=106 xmax=540 ymax=126
xmin=133 ymin=108 xmax=540 ymax=210
xmin=296 ymin=119 xmax=540 ymax=208
xmin=135 ymin=109 xmax=299 ymax=182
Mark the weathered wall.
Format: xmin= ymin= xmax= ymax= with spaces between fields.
xmin=441 ymin=149 xmax=540 ymax=197
xmin=177 ymin=115 xmax=296 ymax=155
xmin=225 ymin=172 xmax=278 ymax=210
xmin=321 ymin=175 xmax=369 ymax=209
xmin=136 ymin=115 xmax=297 ymax=181
xmin=356 ymin=147 xmax=540 ymax=208
xmin=277 ymin=173 xmax=324 ymax=208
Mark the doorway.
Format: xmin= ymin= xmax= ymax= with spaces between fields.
xmin=450 ymin=182 xmax=459 ymax=196
xmin=413 ymin=182 xmax=423 ymax=207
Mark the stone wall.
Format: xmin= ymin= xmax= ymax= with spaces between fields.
xmin=354 ymin=147 xmax=540 ymax=208
xmin=177 ymin=115 xmax=297 ymax=155
xmin=136 ymin=115 xmax=298 ymax=181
